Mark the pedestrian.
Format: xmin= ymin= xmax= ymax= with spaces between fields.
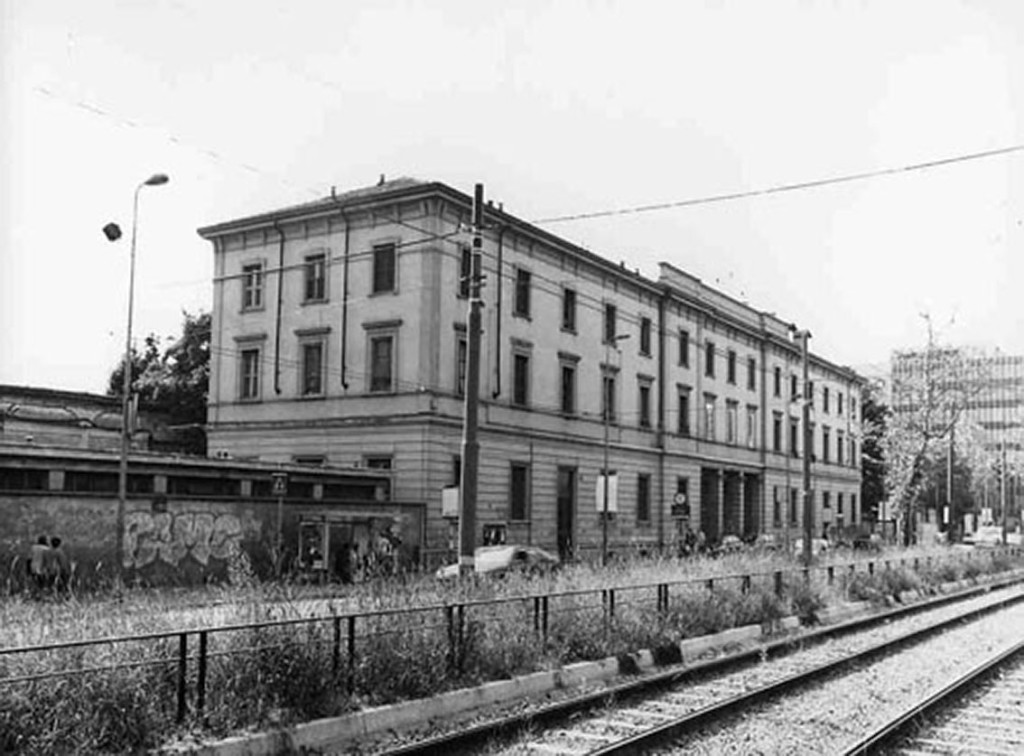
xmin=29 ymin=535 xmax=50 ymax=596
xmin=50 ymin=536 xmax=71 ymax=595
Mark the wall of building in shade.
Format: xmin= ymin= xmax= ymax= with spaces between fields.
xmin=199 ymin=178 xmax=866 ymax=559
xmin=0 ymin=446 xmax=421 ymax=588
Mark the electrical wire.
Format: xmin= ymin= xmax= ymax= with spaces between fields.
xmin=531 ymin=144 xmax=1024 ymax=224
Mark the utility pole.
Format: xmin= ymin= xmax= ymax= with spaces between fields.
xmin=1001 ymin=440 xmax=1008 ymax=545
xmin=947 ymin=425 xmax=954 ymax=539
xmin=798 ymin=330 xmax=813 ymax=566
xmin=459 ymin=183 xmax=485 ymax=577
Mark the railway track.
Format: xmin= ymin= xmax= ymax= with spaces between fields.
xmin=370 ymin=581 xmax=1024 ymax=755
xmin=844 ymin=636 xmax=1024 ymax=755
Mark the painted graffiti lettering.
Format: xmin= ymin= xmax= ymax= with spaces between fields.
xmin=123 ymin=510 xmax=244 ymax=568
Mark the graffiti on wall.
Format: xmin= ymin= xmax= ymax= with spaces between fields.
xmin=123 ymin=510 xmax=245 ymax=568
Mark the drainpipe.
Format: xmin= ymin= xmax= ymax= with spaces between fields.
xmin=656 ymin=290 xmax=667 ymax=551
xmin=491 ymin=225 xmax=508 ymax=399
xmin=272 ymin=221 xmax=285 ymax=395
xmin=330 ymin=187 xmax=351 ymax=389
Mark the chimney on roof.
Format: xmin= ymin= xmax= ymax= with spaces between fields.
xmin=378 ymin=174 xmax=386 ymax=186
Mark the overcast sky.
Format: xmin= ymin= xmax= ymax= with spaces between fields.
xmin=2 ymin=0 xmax=1021 ymax=394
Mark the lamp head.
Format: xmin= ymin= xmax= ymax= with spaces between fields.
xmin=102 ymin=222 xmax=123 ymax=242
xmin=144 ymin=173 xmax=169 ymax=186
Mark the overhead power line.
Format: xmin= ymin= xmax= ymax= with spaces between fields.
xmin=532 ymin=143 xmax=1024 ymax=225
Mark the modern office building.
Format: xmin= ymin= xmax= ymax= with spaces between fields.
xmin=198 ymin=177 xmax=864 ymax=559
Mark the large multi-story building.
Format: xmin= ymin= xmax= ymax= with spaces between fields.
xmin=891 ymin=348 xmax=1023 ymax=518
xmin=198 ymin=178 xmax=863 ymax=560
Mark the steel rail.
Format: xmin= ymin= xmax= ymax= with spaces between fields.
xmin=379 ymin=581 xmax=1024 ymax=756
xmin=841 ymin=636 xmax=1024 ymax=755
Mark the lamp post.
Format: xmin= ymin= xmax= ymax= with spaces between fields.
xmin=790 ymin=326 xmax=813 ymax=566
xmin=112 ymin=173 xmax=169 ymax=581
xmin=602 ymin=333 xmax=630 ymax=566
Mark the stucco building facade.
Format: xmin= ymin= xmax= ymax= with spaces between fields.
xmin=199 ymin=178 xmax=863 ymax=559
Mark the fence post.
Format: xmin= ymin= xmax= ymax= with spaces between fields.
xmin=446 ymin=605 xmax=456 ymax=674
xmin=827 ymin=566 xmax=834 ymax=586
xmin=347 ymin=615 xmax=356 ymax=695
xmin=868 ymin=561 xmax=875 ymax=576
xmin=196 ymin=630 xmax=208 ymax=719
xmin=542 ymin=595 xmax=549 ymax=646
xmin=741 ymin=574 xmax=751 ymax=594
xmin=774 ymin=570 xmax=783 ymax=598
xmin=332 ymin=616 xmax=341 ymax=674
xmin=176 ymin=632 xmax=188 ymax=724
xmin=706 ymin=578 xmax=714 ymax=593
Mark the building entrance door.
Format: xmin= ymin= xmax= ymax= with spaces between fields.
xmin=557 ymin=467 xmax=576 ymax=561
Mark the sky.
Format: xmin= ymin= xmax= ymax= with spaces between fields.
xmin=2 ymin=0 xmax=1022 ymax=394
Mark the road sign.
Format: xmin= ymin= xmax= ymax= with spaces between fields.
xmin=271 ymin=472 xmax=288 ymax=497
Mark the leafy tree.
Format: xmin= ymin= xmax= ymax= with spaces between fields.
xmin=859 ymin=378 xmax=888 ymax=525
xmin=886 ymin=316 xmax=990 ymax=544
xmin=107 ymin=310 xmax=210 ymax=455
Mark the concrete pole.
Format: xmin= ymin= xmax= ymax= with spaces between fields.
xmin=801 ymin=331 xmax=813 ymax=566
xmin=459 ymin=184 xmax=485 ymax=577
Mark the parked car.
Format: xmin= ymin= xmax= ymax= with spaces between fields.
xmin=712 ymin=535 xmax=745 ymax=557
xmin=964 ymin=526 xmax=1003 ymax=547
xmin=792 ymin=537 xmax=830 ymax=556
xmin=435 ymin=545 xmax=560 ymax=579
xmin=852 ymin=532 xmax=883 ymax=552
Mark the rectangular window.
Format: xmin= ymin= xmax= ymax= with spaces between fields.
xmin=822 ymin=426 xmax=831 ymax=463
xmin=514 ymin=268 xmax=531 ymax=317
xmin=705 ymin=341 xmax=715 ymax=378
xmin=704 ymin=394 xmax=716 ymax=440
xmin=240 ymin=348 xmax=261 ymax=400
xmin=851 ymin=493 xmax=858 ymax=523
xmin=772 ymin=412 xmax=783 ymax=452
xmin=823 ymin=491 xmax=831 ymax=510
xmin=791 ymin=374 xmax=799 ymax=401
xmin=603 ymin=373 xmax=617 ymax=423
xmin=678 ymin=390 xmax=691 ymax=436
xmin=304 ymin=253 xmax=326 ymax=302
xmin=727 ymin=350 xmax=737 ymax=384
xmin=851 ymin=396 xmax=858 ymax=421
xmin=561 ymin=363 xmax=576 ymax=414
xmin=823 ymin=387 xmax=830 ymax=414
xmin=604 ymin=303 xmax=617 ymax=343
xmin=746 ymin=405 xmax=757 ymax=448
xmin=242 ymin=263 xmax=264 ymax=310
xmin=640 ymin=317 xmax=652 ymax=355
xmin=365 ymin=455 xmax=393 ymax=470
xmin=773 ymin=366 xmax=781 ymax=397
xmin=773 ymin=486 xmax=782 ymax=527
xmin=372 ymin=243 xmax=396 ymax=294
xmin=747 ymin=357 xmax=756 ymax=390
xmin=513 ymin=353 xmax=530 ymax=406
xmin=639 ymin=382 xmax=652 ymax=428
xmin=369 ymin=335 xmax=394 ymax=392
xmin=790 ymin=488 xmax=799 ymax=526
xmin=808 ymin=380 xmax=815 ymax=407
xmin=301 ymin=341 xmax=324 ymax=396
xmin=726 ymin=400 xmax=738 ymax=444
xmin=458 ymin=245 xmax=471 ymax=298
xmin=637 ymin=474 xmax=651 ymax=523
xmin=679 ymin=330 xmax=690 ymax=367
xmin=790 ymin=418 xmax=800 ymax=458
xmin=837 ymin=431 xmax=844 ymax=465
xmin=456 ymin=335 xmax=467 ymax=397
xmin=851 ymin=439 xmax=857 ymax=467
xmin=837 ymin=492 xmax=844 ymax=519
xmin=837 ymin=391 xmax=844 ymax=416
xmin=562 ymin=288 xmax=577 ymax=331
xmin=510 ymin=463 xmax=529 ymax=521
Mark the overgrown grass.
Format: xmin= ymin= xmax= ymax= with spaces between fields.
xmin=1 ymin=545 xmax=1020 ymax=753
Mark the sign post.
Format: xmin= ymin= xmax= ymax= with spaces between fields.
xmin=271 ymin=472 xmax=288 ymax=577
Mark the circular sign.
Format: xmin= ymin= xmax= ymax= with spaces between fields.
xmin=673 ymin=493 xmax=687 ymax=506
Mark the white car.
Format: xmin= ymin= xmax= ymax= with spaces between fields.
xmin=435 ymin=545 xmax=560 ymax=579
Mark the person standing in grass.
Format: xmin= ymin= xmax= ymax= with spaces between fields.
xmin=29 ymin=535 xmax=50 ymax=596
xmin=50 ymin=536 xmax=71 ymax=594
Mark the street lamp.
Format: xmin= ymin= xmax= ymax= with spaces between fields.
xmin=108 ymin=173 xmax=169 ymax=581
xmin=789 ymin=326 xmax=813 ymax=567
xmin=602 ymin=333 xmax=630 ymax=566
